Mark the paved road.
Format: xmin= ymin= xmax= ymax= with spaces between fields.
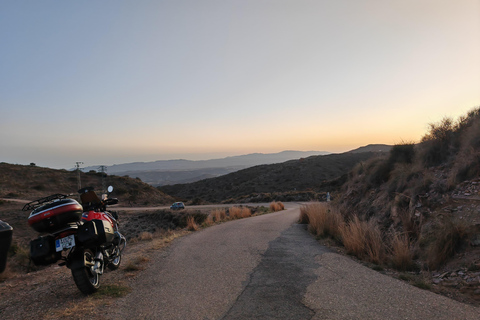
xmin=112 ymin=203 xmax=273 ymax=211
xmin=108 ymin=204 xmax=479 ymax=320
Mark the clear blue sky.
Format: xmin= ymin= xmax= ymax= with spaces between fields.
xmin=1 ymin=0 xmax=479 ymax=169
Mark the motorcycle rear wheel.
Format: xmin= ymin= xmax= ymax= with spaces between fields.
xmin=71 ymin=249 xmax=100 ymax=295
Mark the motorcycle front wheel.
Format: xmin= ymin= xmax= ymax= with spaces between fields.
xmin=107 ymin=246 xmax=121 ymax=271
xmin=71 ymin=249 xmax=100 ymax=294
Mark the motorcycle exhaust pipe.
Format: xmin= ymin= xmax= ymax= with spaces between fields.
xmin=93 ymin=251 xmax=104 ymax=275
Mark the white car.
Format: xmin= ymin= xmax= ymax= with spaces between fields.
xmin=170 ymin=202 xmax=185 ymax=210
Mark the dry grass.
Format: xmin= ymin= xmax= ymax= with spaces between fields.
xmin=204 ymin=214 xmax=215 ymax=226
xmin=303 ymin=202 xmax=342 ymax=240
xmin=390 ymin=231 xmax=414 ymax=271
xmin=124 ymin=255 xmax=150 ymax=272
xmin=298 ymin=205 xmax=309 ymax=224
xmin=398 ymin=208 xmax=422 ymax=239
xmin=212 ymin=208 xmax=227 ymax=221
xmin=339 ymin=215 xmax=365 ymax=256
xmin=205 ymin=208 xmax=228 ymax=226
xmin=364 ymin=221 xmax=384 ymax=265
xmin=228 ymin=206 xmax=251 ymax=219
xmin=269 ymin=201 xmax=285 ymax=212
xmin=240 ymin=207 xmax=252 ymax=218
xmin=426 ymin=220 xmax=469 ymax=270
xmin=137 ymin=231 xmax=154 ymax=241
xmin=48 ymin=298 xmax=98 ymax=319
xmin=186 ymin=216 xmax=199 ymax=231
xmin=339 ymin=215 xmax=385 ymax=264
xmin=229 ymin=207 xmax=242 ymax=219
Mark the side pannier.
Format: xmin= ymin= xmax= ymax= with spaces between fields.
xmin=30 ymin=235 xmax=61 ymax=266
xmin=77 ymin=220 xmax=114 ymax=246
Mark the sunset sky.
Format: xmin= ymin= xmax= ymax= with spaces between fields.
xmin=1 ymin=0 xmax=479 ymax=169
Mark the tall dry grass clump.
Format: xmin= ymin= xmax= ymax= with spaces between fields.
xmin=210 ymin=208 xmax=226 ymax=222
xmin=229 ymin=206 xmax=251 ymax=219
xmin=302 ymin=202 xmax=343 ymax=240
xmin=298 ymin=205 xmax=309 ymax=224
xmin=390 ymin=231 xmax=414 ymax=271
xmin=339 ymin=215 xmax=385 ymax=264
xmin=240 ymin=207 xmax=252 ymax=218
xmin=269 ymin=201 xmax=284 ymax=212
xmin=186 ymin=216 xmax=199 ymax=231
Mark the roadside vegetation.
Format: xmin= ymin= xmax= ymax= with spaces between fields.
xmin=300 ymin=107 xmax=480 ymax=305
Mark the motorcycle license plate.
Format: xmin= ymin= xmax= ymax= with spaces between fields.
xmin=55 ymin=235 xmax=75 ymax=252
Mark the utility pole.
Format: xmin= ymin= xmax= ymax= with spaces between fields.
xmin=75 ymin=162 xmax=83 ymax=190
xmin=99 ymin=165 xmax=107 ymax=194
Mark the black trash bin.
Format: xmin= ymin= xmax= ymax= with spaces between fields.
xmin=0 ymin=220 xmax=13 ymax=273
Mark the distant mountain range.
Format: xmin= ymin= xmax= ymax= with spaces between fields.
xmin=83 ymin=146 xmax=391 ymax=187
xmin=84 ymin=150 xmax=330 ymax=173
xmin=160 ymin=144 xmax=392 ymax=203
xmin=83 ymin=150 xmax=331 ymax=186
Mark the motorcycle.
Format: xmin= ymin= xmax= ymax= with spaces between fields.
xmin=23 ymin=186 xmax=126 ymax=294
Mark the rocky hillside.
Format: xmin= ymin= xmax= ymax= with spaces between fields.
xmin=160 ymin=150 xmax=387 ymax=203
xmin=330 ymin=107 xmax=480 ymax=304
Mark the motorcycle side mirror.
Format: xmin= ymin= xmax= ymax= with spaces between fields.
xmin=107 ymin=186 xmax=114 ymax=193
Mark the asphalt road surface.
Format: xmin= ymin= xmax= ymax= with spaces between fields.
xmin=108 ymin=204 xmax=479 ymax=320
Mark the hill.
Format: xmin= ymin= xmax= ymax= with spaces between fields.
xmin=159 ymin=149 xmax=385 ymax=203
xmin=301 ymin=107 xmax=480 ymax=305
xmin=83 ymin=150 xmax=331 ymax=186
xmin=347 ymin=144 xmax=392 ymax=153
xmin=0 ymin=163 xmax=174 ymax=205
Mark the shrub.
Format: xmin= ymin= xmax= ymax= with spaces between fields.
xmin=417 ymin=115 xmax=466 ymax=167
xmin=389 ymin=142 xmax=415 ymax=164
xmin=398 ymin=208 xmax=422 ymax=240
xmin=367 ymin=161 xmax=392 ymax=187
xmin=426 ymin=219 xmax=468 ymax=269
xmin=269 ymin=201 xmax=285 ymax=212
xmin=240 ymin=207 xmax=252 ymax=218
xmin=229 ymin=207 xmax=243 ymax=219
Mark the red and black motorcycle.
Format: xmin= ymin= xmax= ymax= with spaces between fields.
xmin=23 ymin=186 xmax=126 ymax=294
